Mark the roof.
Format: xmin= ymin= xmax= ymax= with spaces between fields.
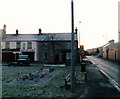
xmin=2 ymin=33 xmax=78 ymax=42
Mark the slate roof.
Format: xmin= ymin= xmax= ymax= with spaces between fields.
xmin=2 ymin=33 xmax=78 ymax=42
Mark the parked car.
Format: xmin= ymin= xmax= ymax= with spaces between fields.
xmin=17 ymin=55 xmax=30 ymax=66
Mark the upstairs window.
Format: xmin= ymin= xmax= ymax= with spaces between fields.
xmin=1 ymin=42 xmax=5 ymax=49
xmin=21 ymin=42 xmax=27 ymax=49
xmin=10 ymin=42 xmax=16 ymax=49
xmin=27 ymin=41 xmax=32 ymax=49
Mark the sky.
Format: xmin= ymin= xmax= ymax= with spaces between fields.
xmin=0 ymin=0 xmax=119 ymax=50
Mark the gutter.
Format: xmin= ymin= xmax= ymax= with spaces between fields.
xmin=99 ymin=69 xmax=120 ymax=93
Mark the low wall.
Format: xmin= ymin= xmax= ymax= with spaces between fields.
xmin=103 ymin=48 xmax=120 ymax=62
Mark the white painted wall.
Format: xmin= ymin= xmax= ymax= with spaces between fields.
xmin=103 ymin=41 xmax=118 ymax=51
xmin=1 ymin=41 xmax=38 ymax=61
xmin=1 ymin=42 xmax=5 ymax=49
xmin=32 ymin=41 xmax=37 ymax=61
xmin=0 ymin=30 xmax=2 ymax=61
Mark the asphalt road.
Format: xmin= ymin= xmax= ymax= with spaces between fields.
xmin=87 ymin=56 xmax=120 ymax=91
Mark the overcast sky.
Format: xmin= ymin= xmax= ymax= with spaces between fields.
xmin=0 ymin=0 xmax=119 ymax=50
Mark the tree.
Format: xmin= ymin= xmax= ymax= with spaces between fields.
xmin=43 ymin=33 xmax=63 ymax=63
xmin=96 ymin=48 xmax=99 ymax=53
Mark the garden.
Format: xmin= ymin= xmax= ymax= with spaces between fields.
xmin=2 ymin=65 xmax=86 ymax=98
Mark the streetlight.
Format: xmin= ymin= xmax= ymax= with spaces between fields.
xmin=79 ymin=21 xmax=81 ymax=62
xmin=79 ymin=21 xmax=81 ymax=45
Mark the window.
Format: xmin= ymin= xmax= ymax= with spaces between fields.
xmin=27 ymin=41 xmax=32 ymax=49
xmin=21 ymin=42 xmax=27 ymax=49
xmin=43 ymin=53 xmax=48 ymax=60
xmin=10 ymin=42 xmax=16 ymax=49
xmin=23 ymin=43 xmax=25 ymax=49
xmin=44 ymin=42 xmax=48 ymax=50
xmin=32 ymin=42 xmax=37 ymax=49
xmin=66 ymin=52 xmax=71 ymax=60
xmin=1 ymin=42 xmax=5 ymax=49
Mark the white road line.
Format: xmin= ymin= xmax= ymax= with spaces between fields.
xmin=100 ymin=69 xmax=120 ymax=93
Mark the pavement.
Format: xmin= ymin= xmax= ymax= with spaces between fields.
xmin=79 ymin=62 xmax=120 ymax=99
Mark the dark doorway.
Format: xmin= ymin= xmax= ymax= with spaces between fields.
xmin=2 ymin=52 xmax=15 ymax=62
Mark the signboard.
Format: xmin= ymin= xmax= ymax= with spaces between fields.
xmin=80 ymin=45 xmax=84 ymax=50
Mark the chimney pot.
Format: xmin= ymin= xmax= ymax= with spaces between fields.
xmin=3 ymin=24 xmax=6 ymax=34
xmin=39 ymin=28 xmax=42 ymax=34
xmin=75 ymin=27 xmax=78 ymax=34
xmin=16 ymin=29 xmax=18 ymax=35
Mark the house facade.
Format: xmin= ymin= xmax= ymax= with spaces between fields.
xmin=99 ymin=40 xmax=120 ymax=62
xmin=86 ymin=39 xmax=120 ymax=62
xmin=1 ymin=27 xmax=78 ymax=64
xmin=0 ymin=29 xmax=2 ymax=61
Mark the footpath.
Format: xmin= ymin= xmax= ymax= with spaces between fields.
xmin=79 ymin=63 xmax=120 ymax=99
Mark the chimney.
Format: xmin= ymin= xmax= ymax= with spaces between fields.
xmin=16 ymin=29 xmax=19 ymax=35
xmin=75 ymin=27 xmax=78 ymax=40
xmin=75 ymin=27 xmax=78 ymax=34
xmin=108 ymin=40 xmax=114 ymax=43
xmin=3 ymin=24 xmax=6 ymax=34
xmin=39 ymin=28 xmax=42 ymax=34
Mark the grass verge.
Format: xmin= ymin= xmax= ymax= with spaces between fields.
xmin=2 ymin=65 xmax=86 ymax=98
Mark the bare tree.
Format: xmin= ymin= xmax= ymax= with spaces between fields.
xmin=43 ymin=33 xmax=63 ymax=63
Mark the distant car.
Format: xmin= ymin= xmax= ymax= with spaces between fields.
xmin=84 ymin=51 xmax=91 ymax=56
xmin=17 ymin=55 xmax=30 ymax=66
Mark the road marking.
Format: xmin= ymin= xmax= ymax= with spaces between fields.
xmin=100 ymin=70 xmax=120 ymax=93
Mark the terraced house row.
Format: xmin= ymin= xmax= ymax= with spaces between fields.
xmin=0 ymin=25 xmax=79 ymax=64
xmin=87 ymin=40 xmax=120 ymax=62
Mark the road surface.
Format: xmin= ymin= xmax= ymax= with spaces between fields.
xmin=87 ymin=56 xmax=120 ymax=91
